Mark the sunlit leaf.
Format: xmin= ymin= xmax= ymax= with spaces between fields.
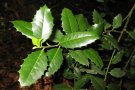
xmin=110 ymin=68 xmax=125 ymax=78
xmin=32 ymin=5 xmax=54 ymax=43
xmin=61 ymin=8 xmax=78 ymax=34
xmin=59 ymin=31 xmax=99 ymax=48
xmin=46 ymin=48 xmax=63 ymax=76
xmin=69 ymin=50 xmax=89 ymax=66
xmin=12 ymin=20 xmax=33 ymax=39
xmin=19 ymin=50 xmax=48 ymax=86
xmin=112 ymin=14 xmax=122 ymax=29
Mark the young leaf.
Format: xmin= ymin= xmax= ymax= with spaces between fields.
xmin=88 ymin=23 xmax=104 ymax=35
xmin=109 ymin=68 xmax=125 ymax=78
xmin=112 ymin=14 xmax=122 ymax=29
xmin=69 ymin=50 xmax=89 ymax=66
xmin=32 ymin=5 xmax=54 ymax=43
xmin=93 ymin=10 xmax=104 ymax=24
xmin=61 ymin=8 xmax=78 ymax=34
xmin=19 ymin=50 xmax=48 ymax=86
xmin=90 ymin=75 xmax=106 ymax=90
xmin=127 ymin=29 xmax=135 ymax=40
xmin=12 ymin=20 xmax=33 ymax=39
xmin=46 ymin=47 xmax=63 ymax=76
xmin=53 ymin=84 xmax=72 ymax=90
xmin=59 ymin=31 xmax=99 ymax=48
xmin=111 ymin=51 xmax=124 ymax=64
xmin=75 ymin=14 xmax=89 ymax=31
xmin=83 ymin=48 xmax=103 ymax=68
xmin=32 ymin=37 xmax=42 ymax=48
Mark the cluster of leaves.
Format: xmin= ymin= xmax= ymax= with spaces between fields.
xmin=12 ymin=4 xmax=135 ymax=90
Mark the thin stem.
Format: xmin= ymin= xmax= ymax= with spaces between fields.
xmin=119 ymin=48 xmax=135 ymax=90
xmin=104 ymin=49 xmax=116 ymax=81
xmin=104 ymin=4 xmax=135 ymax=81
xmin=33 ymin=44 xmax=59 ymax=49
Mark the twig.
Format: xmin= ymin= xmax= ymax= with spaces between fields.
xmin=104 ymin=4 xmax=135 ymax=81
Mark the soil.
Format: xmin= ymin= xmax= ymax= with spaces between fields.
xmin=0 ymin=0 xmax=134 ymax=90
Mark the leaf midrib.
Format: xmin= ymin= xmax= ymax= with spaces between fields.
xmin=60 ymin=35 xmax=98 ymax=45
xmin=25 ymin=49 xmax=44 ymax=84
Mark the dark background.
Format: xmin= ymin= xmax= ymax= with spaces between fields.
xmin=0 ymin=0 xmax=135 ymax=90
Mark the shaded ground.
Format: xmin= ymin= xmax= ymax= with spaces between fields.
xmin=0 ymin=0 xmax=134 ymax=90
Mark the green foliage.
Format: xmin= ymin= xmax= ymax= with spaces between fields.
xmin=112 ymin=14 xmax=122 ymax=29
xmin=46 ymin=47 xmax=63 ymax=77
xmin=127 ymin=29 xmax=135 ymax=40
xmin=109 ymin=68 xmax=125 ymax=78
xmin=12 ymin=3 xmax=135 ymax=90
xmin=32 ymin=5 xmax=54 ymax=43
xmin=93 ymin=10 xmax=104 ymax=24
xmin=59 ymin=32 xmax=99 ymax=48
xmin=69 ymin=50 xmax=89 ymax=66
xmin=111 ymin=50 xmax=124 ymax=64
xmin=19 ymin=50 xmax=48 ymax=86
xmin=61 ymin=8 xmax=78 ymax=34
xmin=12 ymin=20 xmax=33 ymax=39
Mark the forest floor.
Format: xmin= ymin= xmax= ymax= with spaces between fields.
xmin=0 ymin=0 xmax=135 ymax=90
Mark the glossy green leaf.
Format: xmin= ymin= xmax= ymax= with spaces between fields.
xmin=69 ymin=50 xmax=89 ymax=66
xmin=83 ymin=48 xmax=103 ymax=68
xmin=32 ymin=5 xmax=54 ymax=43
xmin=109 ymin=68 xmax=125 ymax=78
xmin=113 ymin=14 xmax=122 ymax=29
xmin=61 ymin=8 xmax=78 ymax=34
xmin=19 ymin=50 xmax=48 ymax=86
xmin=32 ymin=37 xmax=42 ymax=48
xmin=90 ymin=75 xmax=106 ymax=90
xmin=89 ymin=23 xmax=104 ymax=35
xmin=59 ymin=31 xmax=99 ymax=48
xmin=75 ymin=14 xmax=89 ymax=31
xmin=53 ymin=84 xmax=72 ymax=90
xmin=12 ymin=20 xmax=33 ymax=39
xmin=93 ymin=10 xmax=104 ymax=24
xmin=46 ymin=48 xmax=63 ymax=76
xmin=111 ymin=51 xmax=124 ymax=64
xmin=127 ymin=29 xmax=135 ymax=40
